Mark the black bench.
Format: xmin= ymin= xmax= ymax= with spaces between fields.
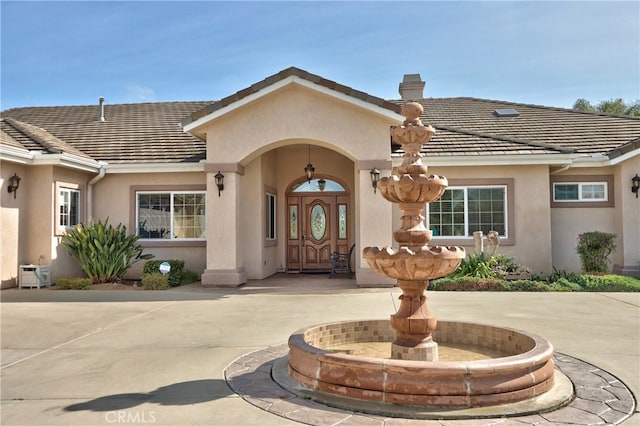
xmin=329 ymin=244 xmax=355 ymax=279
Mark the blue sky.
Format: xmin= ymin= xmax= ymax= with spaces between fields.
xmin=1 ymin=1 xmax=638 ymax=110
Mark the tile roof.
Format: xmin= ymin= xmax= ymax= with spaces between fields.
xmin=184 ymin=66 xmax=402 ymax=125
xmin=392 ymin=97 xmax=640 ymax=156
xmin=1 ymin=68 xmax=639 ymax=164
xmin=2 ymin=101 xmax=210 ymax=163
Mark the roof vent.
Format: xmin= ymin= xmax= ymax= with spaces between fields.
xmin=494 ymin=108 xmax=519 ymax=117
xmin=398 ymin=74 xmax=426 ymax=100
xmin=99 ymin=97 xmax=106 ymax=122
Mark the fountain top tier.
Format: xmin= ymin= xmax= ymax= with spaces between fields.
xmin=363 ymin=101 xmax=465 ymax=281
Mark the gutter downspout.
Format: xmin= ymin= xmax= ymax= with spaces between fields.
xmin=87 ymin=162 xmax=107 ymax=219
xmin=550 ymin=163 xmax=572 ymax=175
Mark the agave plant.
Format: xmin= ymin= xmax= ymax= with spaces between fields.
xmin=61 ymin=218 xmax=154 ymax=283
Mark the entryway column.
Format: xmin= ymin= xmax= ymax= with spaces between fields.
xmin=201 ymin=163 xmax=247 ymax=287
xmin=356 ymin=160 xmax=395 ymax=287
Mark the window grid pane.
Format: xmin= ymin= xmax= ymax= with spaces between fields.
xmin=554 ymin=184 xmax=579 ymax=201
xmin=59 ymin=189 xmax=80 ymax=227
xmin=581 ymin=183 xmax=605 ymax=200
xmin=429 ymin=189 xmax=465 ymax=237
xmin=266 ymin=194 xmax=276 ymax=240
xmin=137 ymin=192 xmax=205 ymax=240
xmin=429 ymin=186 xmax=506 ymax=238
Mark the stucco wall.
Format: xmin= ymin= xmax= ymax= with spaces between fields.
xmin=1 ymin=163 xmax=28 ymax=288
xmin=197 ymin=81 xmax=399 ymax=284
xmin=550 ymin=166 xmax=618 ymax=273
xmin=203 ymin=83 xmax=395 ymax=165
xmin=423 ymin=164 xmax=554 ymax=275
xmin=613 ymin=157 xmax=640 ymax=275
xmin=91 ymin=172 xmax=207 ymax=279
xmin=0 ymin=163 xmax=93 ymax=286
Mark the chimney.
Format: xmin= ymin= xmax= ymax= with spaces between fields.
xmin=98 ymin=97 xmax=106 ymax=122
xmin=398 ymin=74 xmax=426 ymax=100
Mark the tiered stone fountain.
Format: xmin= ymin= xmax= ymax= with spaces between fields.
xmin=362 ymin=101 xmax=465 ymax=362
xmin=287 ymin=102 xmax=563 ymax=414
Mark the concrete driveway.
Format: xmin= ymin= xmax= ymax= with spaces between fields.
xmin=1 ymin=275 xmax=638 ymax=425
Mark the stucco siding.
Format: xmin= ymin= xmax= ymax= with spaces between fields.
xmin=91 ymin=172 xmax=207 ymax=279
xmin=1 ymin=163 xmax=28 ymax=288
xmin=550 ymin=166 xmax=623 ymax=274
xmin=203 ymin=84 xmax=397 ymax=165
xmin=421 ymin=165 xmax=553 ymax=275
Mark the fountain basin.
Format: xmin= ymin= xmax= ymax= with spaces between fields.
xmin=363 ymin=246 xmax=465 ymax=280
xmin=378 ymin=174 xmax=448 ymax=204
xmin=288 ymin=319 xmax=556 ymax=407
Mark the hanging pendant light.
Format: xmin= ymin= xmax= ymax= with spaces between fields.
xmin=318 ymin=178 xmax=326 ymax=191
xmin=304 ymin=145 xmax=315 ymax=183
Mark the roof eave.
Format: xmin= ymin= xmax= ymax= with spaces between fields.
xmin=30 ymin=152 xmax=102 ymax=172
xmin=183 ymin=75 xmax=404 ymax=133
xmin=1 ymin=146 xmax=101 ymax=172
xmin=397 ymin=153 xmax=594 ymax=167
xmin=105 ymin=161 xmax=205 ymax=174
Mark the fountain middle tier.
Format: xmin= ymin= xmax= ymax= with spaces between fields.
xmin=363 ymin=245 xmax=465 ymax=281
xmin=378 ymin=174 xmax=448 ymax=204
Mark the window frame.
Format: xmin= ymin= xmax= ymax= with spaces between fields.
xmin=55 ymin=181 xmax=81 ymax=235
xmin=426 ymin=178 xmax=515 ymax=246
xmin=265 ymin=187 xmax=277 ymax=246
xmin=130 ymin=185 xmax=206 ymax=247
xmin=550 ymin=175 xmax=614 ymax=208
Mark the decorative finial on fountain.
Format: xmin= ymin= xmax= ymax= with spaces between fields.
xmin=401 ymin=101 xmax=424 ymax=127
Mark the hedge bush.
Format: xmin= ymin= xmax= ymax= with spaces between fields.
xmin=57 ymin=277 xmax=92 ymax=290
xmin=142 ymin=273 xmax=169 ymax=290
xmin=432 ymin=274 xmax=640 ymax=292
xmin=576 ymin=231 xmax=616 ymax=273
xmin=143 ymin=260 xmax=184 ymax=287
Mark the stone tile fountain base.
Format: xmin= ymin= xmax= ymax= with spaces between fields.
xmin=288 ymin=319 xmax=561 ymax=408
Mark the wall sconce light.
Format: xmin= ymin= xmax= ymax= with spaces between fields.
xmin=318 ymin=178 xmax=326 ymax=191
xmin=304 ymin=145 xmax=315 ymax=183
xmin=632 ymin=174 xmax=640 ymax=198
xmin=214 ymin=171 xmax=224 ymax=197
xmin=7 ymin=173 xmax=21 ymax=199
xmin=370 ymin=167 xmax=380 ymax=193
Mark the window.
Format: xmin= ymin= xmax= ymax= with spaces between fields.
xmin=59 ymin=188 xmax=80 ymax=228
xmin=137 ymin=191 xmax=205 ymax=240
xmin=428 ymin=186 xmax=507 ymax=238
xmin=266 ymin=192 xmax=276 ymax=240
xmin=550 ymin=175 xmax=613 ymax=208
xmin=292 ymin=178 xmax=345 ymax=192
xmin=553 ymin=182 xmax=607 ymax=202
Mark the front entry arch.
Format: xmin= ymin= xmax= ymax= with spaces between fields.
xmin=286 ymin=178 xmax=351 ymax=272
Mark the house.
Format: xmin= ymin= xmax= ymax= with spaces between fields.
xmin=1 ymin=67 xmax=639 ymax=288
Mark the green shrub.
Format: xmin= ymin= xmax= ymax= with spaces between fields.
xmin=565 ymin=274 xmax=640 ymax=292
xmin=56 ymin=277 xmax=92 ymax=290
xmin=431 ymin=276 xmax=507 ymax=291
xmin=450 ymin=253 xmax=530 ymax=280
xmin=576 ymin=231 xmax=616 ymax=273
xmin=180 ymin=269 xmax=200 ymax=285
xmin=504 ymin=279 xmax=552 ymax=292
xmin=547 ymin=267 xmax=581 ymax=283
xmin=61 ymin=218 xmax=154 ymax=284
xmin=143 ymin=260 xmax=184 ymax=287
xmin=142 ymin=273 xmax=169 ymax=290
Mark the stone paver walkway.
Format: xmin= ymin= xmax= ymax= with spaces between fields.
xmin=225 ymin=345 xmax=636 ymax=425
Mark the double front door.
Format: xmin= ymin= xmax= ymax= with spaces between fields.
xmin=287 ymin=194 xmax=350 ymax=272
